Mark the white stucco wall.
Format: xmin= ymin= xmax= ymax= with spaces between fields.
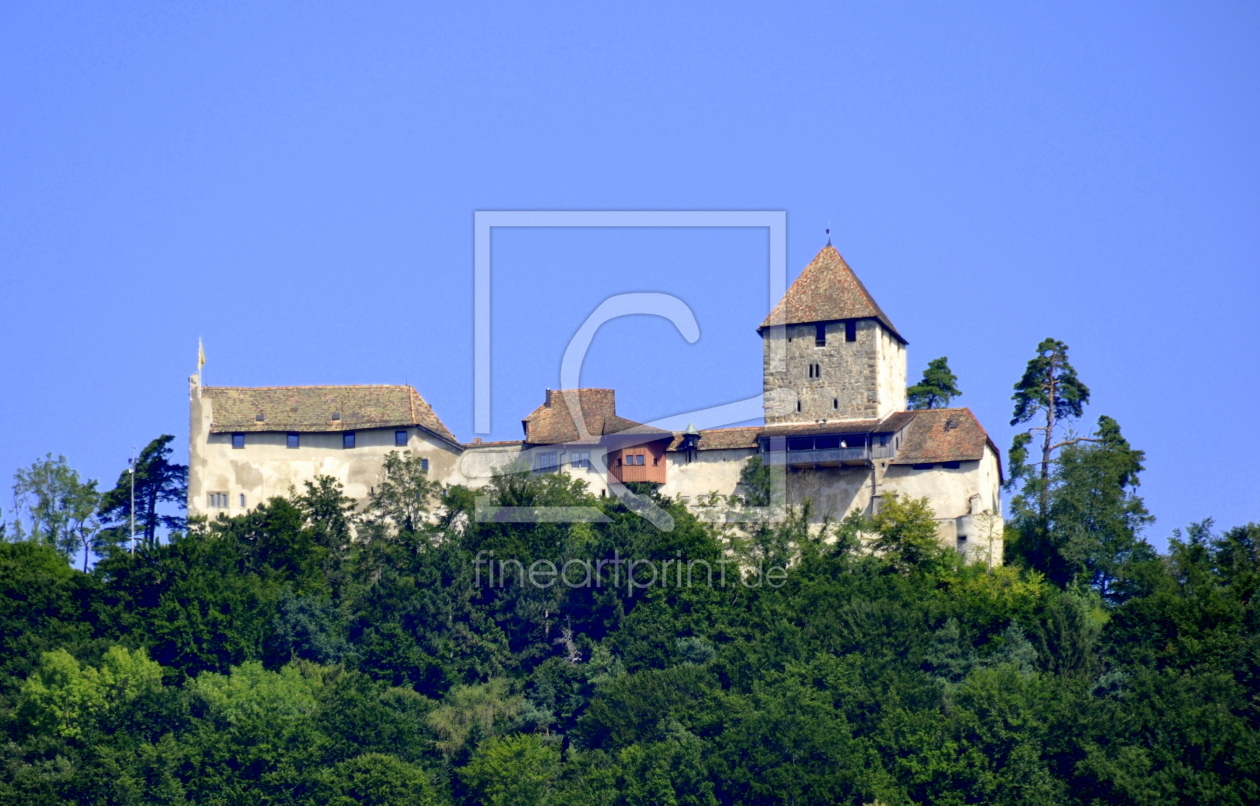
xmin=659 ymin=449 xmax=753 ymax=503
xmin=188 ymin=376 xmax=462 ymax=519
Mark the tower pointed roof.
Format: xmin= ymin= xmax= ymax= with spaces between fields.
xmin=759 ymin=244 xmax=905 ymax=343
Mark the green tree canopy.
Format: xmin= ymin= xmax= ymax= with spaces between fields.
xmin=907 ymin=356 xmax=962 ymax=410
xmin=869 ymin=492 xmax=948 ymax=574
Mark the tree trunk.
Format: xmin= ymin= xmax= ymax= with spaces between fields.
xmin=145 ymin=486 xmax=159 ymax=546
xmin=1039 ymin=355 xmax=1058 ymax=519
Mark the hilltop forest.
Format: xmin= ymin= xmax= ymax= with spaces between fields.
xmin=1 ymin=342 xmax=1257 ymax=806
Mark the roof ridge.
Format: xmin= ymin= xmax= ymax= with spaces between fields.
xmin=205 ymin=384 xmax=417 ymax=391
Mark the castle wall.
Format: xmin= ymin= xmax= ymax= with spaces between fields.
xmin=659 ymin=450 xmax=753 ymax=503
xmin=762 ymin=320 xmax=906 ymax=424
xmin=188 ymin=376 xmax=462 ymax=519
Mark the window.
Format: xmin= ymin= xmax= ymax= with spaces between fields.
xmin=796 ymin=400 xmax=801 ymax=412
xmin=912 ymin=463 xmax=934 ymax=470
xmin=879 ymin=434 xmax=888 ymax=447
xmin=943 ymin=461 xmax=961 ymax=469
xmin=833 ymin=398 xmax=838 ymax=409
xmin=571 ymin=451 xmax=591 ymax=469
xmin=239 ymin=493 xmax=246 ymax=508
xmin=806 ymin=363 xmax=822 ymax=379
xmin=395 ymin=430 xmax=408 ymax=447
xmin=343 ymin=432 xmax=356 ymax=449
xmin=537 ymin=452 xmax=557 ymax=472
xmin=208 ymin=492 xmax=228 ymax=508
xmin=287 ymin=433 xmax=300 ymax=449
xmin=231 ymin=433 xmax=245 ymax=449
xmin=421 ymin=458 xmax=429 ymax=471
xmin=845 ymin=320 xmax=857 ymax=342
xmin=815 ymin=323 xmax=826 ymax=346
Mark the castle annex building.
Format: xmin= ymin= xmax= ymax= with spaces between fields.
xmin=189 ymin=245 xmax=1004 ymax=562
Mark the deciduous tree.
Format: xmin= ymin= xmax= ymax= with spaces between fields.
xmin=11 ymin=454 xmax=101 ymax=570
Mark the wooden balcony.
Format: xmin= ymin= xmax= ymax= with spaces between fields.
xmin=760 ymin=434 xmax=898 ymax=468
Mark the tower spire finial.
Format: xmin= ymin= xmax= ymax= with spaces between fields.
xmin=826 ymin=220 xmax=831 ymax=246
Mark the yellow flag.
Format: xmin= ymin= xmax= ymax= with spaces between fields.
xmin=198 ymin=338 xmax=206 ymax=370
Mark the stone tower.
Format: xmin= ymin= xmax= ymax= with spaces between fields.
xmin=760 ymin=244 xmax=907 ymax=424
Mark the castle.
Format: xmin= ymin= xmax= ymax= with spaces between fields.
xmin=188 ymin=245 xmax=1004 ymax=563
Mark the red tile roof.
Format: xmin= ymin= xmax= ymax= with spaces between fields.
xmin=521 ymin=389 xmax=671 ymax=446
xmin=666 ymin=426 xmax=762 ymax=451
xmin=664 ymin=410 xmax=998 ymax=473
xmin=759 ymin=244 xmax=905 ymax=342
xmin=890 ymin=408 xmax=996 ymax=466
xmin=205 ymin=385 xmax=457 ymax=444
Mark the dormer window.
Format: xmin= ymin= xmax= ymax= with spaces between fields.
xmin=255 ymin=413 xmax=265 ymax=422
xmin=331 ymin=412 xmax=341 ymax=422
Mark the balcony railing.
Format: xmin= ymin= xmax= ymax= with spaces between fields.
xmin=761 ymin=441 xmax=898 ymax=467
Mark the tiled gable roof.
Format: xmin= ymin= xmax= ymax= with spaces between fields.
xmin=665 ymin=413 xmax=918 ymax=452
xmin=521 ymin=389 xmax=671 ymax=446
xmin=666 ymin=426 xmax=761 ymax=451
xmin=206 ymin=385 xmax=457 ymax=444
xmin=759 ymin=244 xmax=905 ymax=343
xmin=664 ymin=410 xmax=997 ymax=469
xmin=891 ymin=408 xmax=995 ymax=466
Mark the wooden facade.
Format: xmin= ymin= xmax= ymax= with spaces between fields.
xmin=608 ymin=439 xmax=669 ymax=484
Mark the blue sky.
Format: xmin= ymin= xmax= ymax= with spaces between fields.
xmin=2 ymin=2 xmax=1257 ymax=548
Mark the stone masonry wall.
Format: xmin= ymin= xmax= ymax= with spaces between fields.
xmin=763 ymin=319 xmax=906 ymax=424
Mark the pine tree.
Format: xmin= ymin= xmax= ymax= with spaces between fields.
xmin=1007 ymin=338 xmax=1092 ymax=507
xmin=907 ymin=356 xmax=962 ymax=409
xmin=97 ymin=435 xmax=188 ymax=550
